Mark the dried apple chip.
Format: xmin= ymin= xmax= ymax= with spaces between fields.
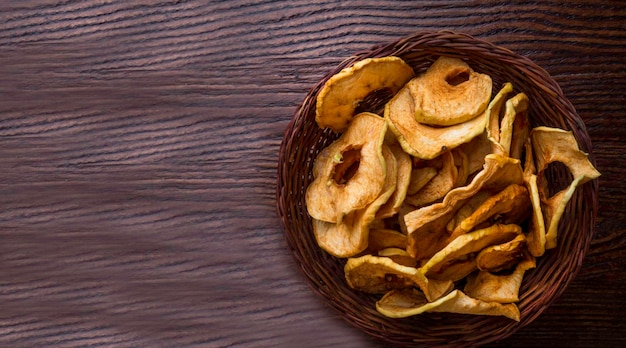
xmin=405 ymin=154 xmax=524 ymax=261
xmin=420 ymin=224 xmax=522 ymax=281
xmin=465 ymin=256 xmax=536 ymax=303
xmin=345 ymin=255 xmax=453 ymax=301
xmin=378 ymin=247 xmax=417 ymax=267
xmin=531 ymin=126 xmax=601 ymax=249
xmin=376 ymin=288 xmax=520 ymax=321
xmin=456 ymin=131 xmax=493 ymax=177
xmin=446 ymin=190 xmax=492 ymax=234
xmin=405 ymin=150 xmax=458 ymax=207
xmin=521 ymin=140 xmax=547 ymax=257
xmin=312 ymin=145 xmax=397 ymax=257
xmin=450 ymin=184 xmax=530 ymax=240
xmin=367 ymin=228 xmax=408 ymax=253
xmin=508 ymin=94 xmax=531 ymax=160
xmin=407 ymin=166 xmax=438 ymax=196
xmin=499 ymin=93 xmax=529 ymax=157
xmin=376 ymin=142 xmax=412 ymax=219
xmin=385 ymin=83 xmax=489 ymax=160
xmin=409 ymin=57 xmax=492 ymax=126
xmin=475 ymin=234 xmax=527 ymax=272
xmin=306 ymin=112 xmax=387 ymax=223
xmin=316 ymin=56 xmax=414 ymax=132
xmin=486 ymin=82 xmax=514 ymax=155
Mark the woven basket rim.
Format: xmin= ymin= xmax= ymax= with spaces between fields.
xmin=276 ymin=30 xmax=599 ymax=347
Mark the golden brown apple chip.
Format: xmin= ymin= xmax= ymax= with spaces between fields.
xmin=405 ymin=151 xmax=458 ymax=207
xmin=385 ymin=84 xmax=489 ymax=160
xmin=376 ymin=142 xmax=412 ymax=219
xmin=465 ymin=256 xmax=536 ymax=303
xmin=499 ymin=93 xmax=529 ymax=157
xmin=405 ymin=154 xmax=524 ymax=261
xmin=366 ymin=228 xmax=408 ymax=253
xmin=475 ymin=234 xmax=528 ymax=272
xmin=316 ymin=56 xmax=414 ymax=132
xmin=306 ymin=112 xmax=387 ymax=223
xmin=378 ymin=247 xmax=418 ymax=267
xmin=312 ymin=145 xmax=397 ymax=257
xmin=419 ymin=224 xmax=522 ymax=281
xmin=450 ymin=184 xmax=530 ymax=239
xmin=409 ymin=56 xmax=493 ymax=126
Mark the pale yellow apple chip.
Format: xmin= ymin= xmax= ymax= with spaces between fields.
xmin=465 ymin=256 xmax=536 ymax=303
xmin=531 ymin=126 xmax=601 ymax=249
xmin=409 ymin=56 xmax=493 ymax=126
xmin=316 ymin=56 xmax=414 ymax=132
xmin=306 ymin=112 xmax=387 ymax=223
xmin=312 ymin=145 xmax=397 ymax=257
xmin=376 ymin=288 xmax=520 ymax=321
xmin=345 ymin=255 xmax=453 ymax=302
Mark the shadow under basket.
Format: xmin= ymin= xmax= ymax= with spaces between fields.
xmin=276 ymin=31 xmax=599 ymax=347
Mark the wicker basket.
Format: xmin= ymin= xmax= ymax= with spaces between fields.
xmin=276 ymin=31 xmax=599 ymax=347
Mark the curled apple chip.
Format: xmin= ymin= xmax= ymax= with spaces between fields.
xmin=405 ymin=154 xmax=524 ymax=261
xmin=446 ymin=190 xmax=492 ymax=234
xmin=367 ymin=228 xmax=408 ymax=253
xmin=420 ymin=224 xmax=522 ymax=281
xmin=407 ymin=166 xmax=438 ymax=196
xmin=450 ymin=184 xmax=530 ymax=240
xmin=531 ymin=126 xmax=601 ymax=249
xmin=316 ymin=56 xmax=414 ymax=132
xmin=522 ymin=140 xmax=547 ymax=257
xmin=476 ymin=234 xmax=528 ymax=272
xmin=409 ymin=56 xmax=493 ymax=126
xmin=485 ymin=82 xmax=514 ymax=154
xmin=499 ymin=93 xmax=530 ymax=157
xmin=306 ymin=112 xmax=387 ymax=223
xmin=405 ymin=150 xmax=458 ymax=207
xmin=378 ymin=247 xmax=417 ymax=267
xmin=376 ymin=142 xmax=412 ymax=219
xmin=508 ymin=94 xmax=531 ymax=160
xmin=312 ymin=145 xmax=397 ymax=257
xmin=465 ymin=256 xmax=536 ymax=303
xmin=376 ymin=288 xmax=520 ymax=321
xmin=385 ymin=84 xmax=489 ymax=160
xmin=345 ymin=255 xmax=453 ymax=301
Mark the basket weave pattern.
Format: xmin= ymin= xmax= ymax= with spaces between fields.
xmin=277 ymin=31 xmax=598 ymax=347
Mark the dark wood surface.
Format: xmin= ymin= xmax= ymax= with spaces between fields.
xmin=1 ymin=1 xmax=625 ymax=347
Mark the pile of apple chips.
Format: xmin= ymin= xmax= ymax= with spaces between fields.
xmin=305 ymin=56 xmax=600 ymax=321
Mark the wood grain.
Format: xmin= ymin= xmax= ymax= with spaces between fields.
xmin=1 ymin=1 xmax=625 ymax=347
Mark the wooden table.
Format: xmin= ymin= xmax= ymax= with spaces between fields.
xmin=1 ymin=1 xmax=624 ymax=347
